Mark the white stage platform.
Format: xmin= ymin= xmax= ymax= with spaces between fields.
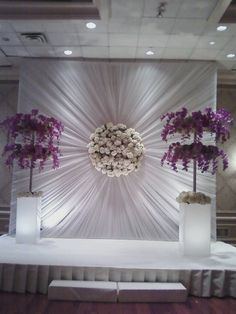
xmin=0 ymin=236 xmax=236 ymax=297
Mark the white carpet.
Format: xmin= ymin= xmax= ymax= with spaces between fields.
xmin=0 ymin=235 xmax=235 ymax=269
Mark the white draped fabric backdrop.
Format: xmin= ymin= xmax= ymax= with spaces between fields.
xmin=9 ymin=60 xmax=216 ymax=240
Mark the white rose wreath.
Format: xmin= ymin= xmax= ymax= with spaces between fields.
xmin=88 ymin=122 xmax=144 ymax=177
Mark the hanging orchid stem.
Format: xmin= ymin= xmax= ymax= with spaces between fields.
xmin=29 ymin=132 xmax=35 ymax=193
xmin=0 ymin=110 xmax=64 ymax=193
xmin=160 ymin=108 xmax=233 ymax=176
xmin=193 ymin=132 xmax=197 ymax=193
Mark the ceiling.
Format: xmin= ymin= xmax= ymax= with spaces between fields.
xmin=0 ymin=0 xmax=236 ymax=77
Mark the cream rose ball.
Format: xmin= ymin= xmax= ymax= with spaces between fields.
xmin=88 ymin=122 xmax=144 ymax=177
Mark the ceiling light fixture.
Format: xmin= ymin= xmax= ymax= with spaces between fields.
xmin=209 ymin=41 xmax=215 ymax=45
xmin=86 ymin=22 xmax=96 ymax=29
xmin=146 ymin=50 xmax=154 ymax=56
xmin=216 ymin=25 xmax=227 ymax=31
xmin=64 ymin=50 xmax=72 ymax=56
xmin=226 ymin=53 xmax=235 ymax=58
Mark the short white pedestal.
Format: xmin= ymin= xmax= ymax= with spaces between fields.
xmin=48 ymin=280 xmax=117 ymax=302
xmin=179 ymin=203 xmax=211 ymax=256
xmin=118 ymin=282 xmax=187 ymax=303
xmin=16 ymin=196 xmax=41 ymax=244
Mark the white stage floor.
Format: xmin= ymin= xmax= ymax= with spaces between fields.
xmin=0 ymin=235 xmax=236 ymax=269
xmin=0 ymin=236 xmax=236 ymax=297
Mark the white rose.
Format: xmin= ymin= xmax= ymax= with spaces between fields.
xmin=108 ymin=173 xmax=115 ymax=177
xmin=127 ymin=152 xmax=133 ymax=159
xmin=117 ymin=123 xmax=126 ymax=130
xmin=88 ymin=147 xmax=95 ymax=153
xmin=106 ymin=122 xmax=113 ymax=129
xmin=114 ymin=140 xmax=121 ymax=146
xmin=124 ymin=160 xmax=130 ymax=165
xmin=96 ymin=127 xmax=103 ymax=133
xmin=106 ymin=141 xmax=112 ymax=147
xmin=103 ymin=155 xmax=109 ymax=161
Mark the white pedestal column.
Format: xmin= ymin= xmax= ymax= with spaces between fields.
xmin=16 ymin=196 xmax=41 ymax=244
xmin=179 ymin=203 xmax=211 ymax=256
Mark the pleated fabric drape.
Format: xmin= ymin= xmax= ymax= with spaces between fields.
xmin=1 ymin=264 xmax=235 ymax=297
xmin=9 ymin=60 xmax=217 ymax=240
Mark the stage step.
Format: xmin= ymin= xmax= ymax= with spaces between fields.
xmin=48 ymin=280 xmax=117 ymax=302
xmin=118 ymin=282 xmax=187 ymax=303
xmin=48 ymin=280 xmax=187 ymax=303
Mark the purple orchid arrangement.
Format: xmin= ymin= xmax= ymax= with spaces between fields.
xmin=161 ymin=107 xmax=233 ymax=192
xmin=0 ymin=109 xmax=64 ymax=193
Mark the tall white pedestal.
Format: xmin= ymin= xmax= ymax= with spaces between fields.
xmin=179 ymin=203 xmax=211 ymax=256
xmin=16 ymin=196 xmax=41 ymax=244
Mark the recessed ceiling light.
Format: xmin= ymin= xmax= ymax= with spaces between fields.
xmin=64 ymin=50 xmax=72 ymax=56
xmin=216 ymin=25 xmax=227 ymax=32
xmin=86 ymin=22 xmax=96 ymax=29
xmin=209 ymin=41 xmax=215 ymax=45
xmin=226 ymin=53 xmax=235 ymax=58
xmin=146 ymin=50 xmax=154 ymax=56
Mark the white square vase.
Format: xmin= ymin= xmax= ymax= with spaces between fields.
xmin=16 ymin=195 xmax=42 ymax=244
xmin=179 ymin=203 xmax=211 ymax=256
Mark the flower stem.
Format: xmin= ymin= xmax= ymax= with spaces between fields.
xmin=29 ymin=132 xmax=35 ymax=193
xmin=193 ymin=132 xmax=197 ymax=192
xmin=193 ymin=159 xmax=197 ymax=192
xmin=29 ymin=164 xmax=33 ymax=193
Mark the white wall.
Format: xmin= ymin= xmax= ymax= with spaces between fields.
xmin=0 ymin=82 xmax=18 ymax=207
